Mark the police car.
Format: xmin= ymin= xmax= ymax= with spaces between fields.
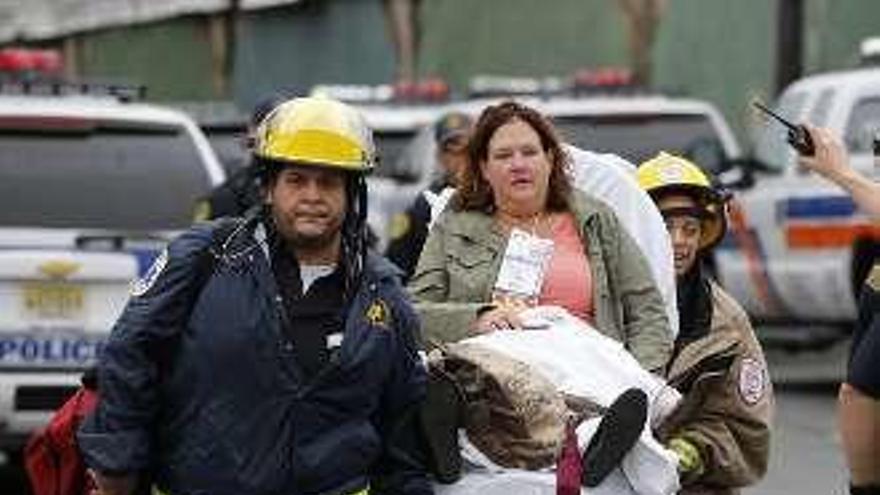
xmin=0 ymin=48 xmax=224 ymax=451
xmin=386 ymin=71 xmax=742 ymax=225
xmin=716 ymin=52 xmax=880 ymax=347
xmin=454 ymin=74 xmax=741 ymax=169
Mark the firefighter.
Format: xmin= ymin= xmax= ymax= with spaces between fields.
xmin=78 ymin=96 xmax=433 ymax=495
xmin=638 ymin=152 xmax=774 ymax=495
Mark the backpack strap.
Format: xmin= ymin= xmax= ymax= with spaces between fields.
xmin=152 ymin=216 xmax=248 ymax=382
xmin=192 ymin=216 xmax=244 ymax=293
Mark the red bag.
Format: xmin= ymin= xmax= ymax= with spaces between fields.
xmin=25 ymin=384 xmax=98 ymax=495
xmin=555 ymin=418 xmax=583 ymax=495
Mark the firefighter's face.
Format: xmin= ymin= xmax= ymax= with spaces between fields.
xmin=267 ymin=165 xmax=347 ymax=254
xmin=658 ymin=194 xmax=703 ymax=277
xmin=438 ymin=135 xmax=469 ymax=186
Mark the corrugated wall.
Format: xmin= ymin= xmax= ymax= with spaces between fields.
xmin=55 ymin=0 xmax=880 ymax=140
xmin=417 ymin=0 xmax=629 ymax=91
xmin=233 ymin=0 xmax=396 ymax=109
xmin=76 ymin=16 xmax=217 ymax=101
xmin=804 ymin=0 xmax=880 ymax=72
xmin=71 ymin=0 xmax=397 ymax=106
xmin=652 ymin=0 xmax=777 ymax=142
xmin=652 ymin=0 xmax=880 ymax=142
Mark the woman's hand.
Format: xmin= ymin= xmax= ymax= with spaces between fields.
xmin=472 ymin=307 xmax=524 ymax=333
xmin=472 ymin=298 xmax=528 ymax=334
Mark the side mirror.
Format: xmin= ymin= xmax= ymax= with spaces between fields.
xmin=715 ymin=156 xmax=775 ymax=190
xmin=716 ymin=164 xmax=754 ymax=190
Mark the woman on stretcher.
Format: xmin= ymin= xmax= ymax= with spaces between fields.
xmin=408 ymin=101 xmax=772 ymax=495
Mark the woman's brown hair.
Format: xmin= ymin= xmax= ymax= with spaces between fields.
xmin=456 ymin=100 xmax=572 ymax=213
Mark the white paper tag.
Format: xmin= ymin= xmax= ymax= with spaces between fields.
xmin=493 ymin=228 xmax=554 ymax=303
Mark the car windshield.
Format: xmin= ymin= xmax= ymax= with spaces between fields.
xmin=845 ymin=96 xmax=880 ymax=154
xmin=0 ymin=117 xmax=211 ymax=230
xmin=553 ymin=113 xmax=727 ymax=173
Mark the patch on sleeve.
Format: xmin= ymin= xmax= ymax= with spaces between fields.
xmin=131 ymin=248 xmax=168 ymax=297
xmin=365 ymin=299 xmax=391 ymax=328
xmin=738 ymin=357 xmax=767 ymax=406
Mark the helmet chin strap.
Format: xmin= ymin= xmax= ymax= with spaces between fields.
xmin=339 ymin=173 xmax=368 ymax=304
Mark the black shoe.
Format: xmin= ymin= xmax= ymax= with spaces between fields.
xmin=419 ymin=366 xmax=463 ymax=484
xmin=581 ymin=388 xmax=648 ymax=487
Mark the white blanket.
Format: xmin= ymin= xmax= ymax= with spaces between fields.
xmin=437 ymin=306 xmax=682 ymax=495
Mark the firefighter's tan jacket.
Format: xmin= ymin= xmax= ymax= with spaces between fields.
xmin=657 ymin=281 xmax=773 ymax=495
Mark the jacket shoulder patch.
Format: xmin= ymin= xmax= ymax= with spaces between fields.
xmin=131 ymin=248 xmax=168 ymax=297
xmin=738 ymin=357 xmax=767 ymax=406
xmin=365 ymin=299 xmax=391 ymax=328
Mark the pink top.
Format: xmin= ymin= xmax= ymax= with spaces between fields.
xmin=538 ymin=214 xmax=594 ymax=323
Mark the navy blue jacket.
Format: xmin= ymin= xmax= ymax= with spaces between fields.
xmin=78 ymin=219 xmax=432 ymax=495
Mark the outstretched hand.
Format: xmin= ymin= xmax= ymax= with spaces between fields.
xmin=796 ymin=124 xmax=880 ymax=219
xmin=798 ymin=124 xmax=852 ymax=183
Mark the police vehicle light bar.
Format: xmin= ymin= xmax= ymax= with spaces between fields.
xmin=0 ymin=47 xmax=146 ymax=102
xmin=0 ymin=48 xmax=62 ymax=73
xmin=311 ymin=84 xmax=395 ymax=103
xmin=468 ymin=67 xmax=637 ymax=99
xmin=0 ymin=78 xmax=147 ymax=102
xmin=392 ymin=78 xmax=449 ymax=102
xmin=311 ymin=78 xmax=449 ymax=104
xmin=572 ymin=67 xmax=633 ymax=89
xmin=468 ymin=75 xmax=564 ymax=98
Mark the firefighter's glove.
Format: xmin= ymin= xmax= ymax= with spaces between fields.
xmin=668 ymin=436 xmax=705 ymax=481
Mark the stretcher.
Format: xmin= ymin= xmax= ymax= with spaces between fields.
xmin=434 ymin=307 xmax=683 ymax=495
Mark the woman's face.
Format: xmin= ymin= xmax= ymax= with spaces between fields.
xmin=480 ymin=118 xmax=552 ymax=215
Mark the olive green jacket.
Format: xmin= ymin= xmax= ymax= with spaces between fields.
xmin=657 ymin=281 xmax=773 ymax=495
xmin=407 ymin=191 xmax=673 ymax=372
